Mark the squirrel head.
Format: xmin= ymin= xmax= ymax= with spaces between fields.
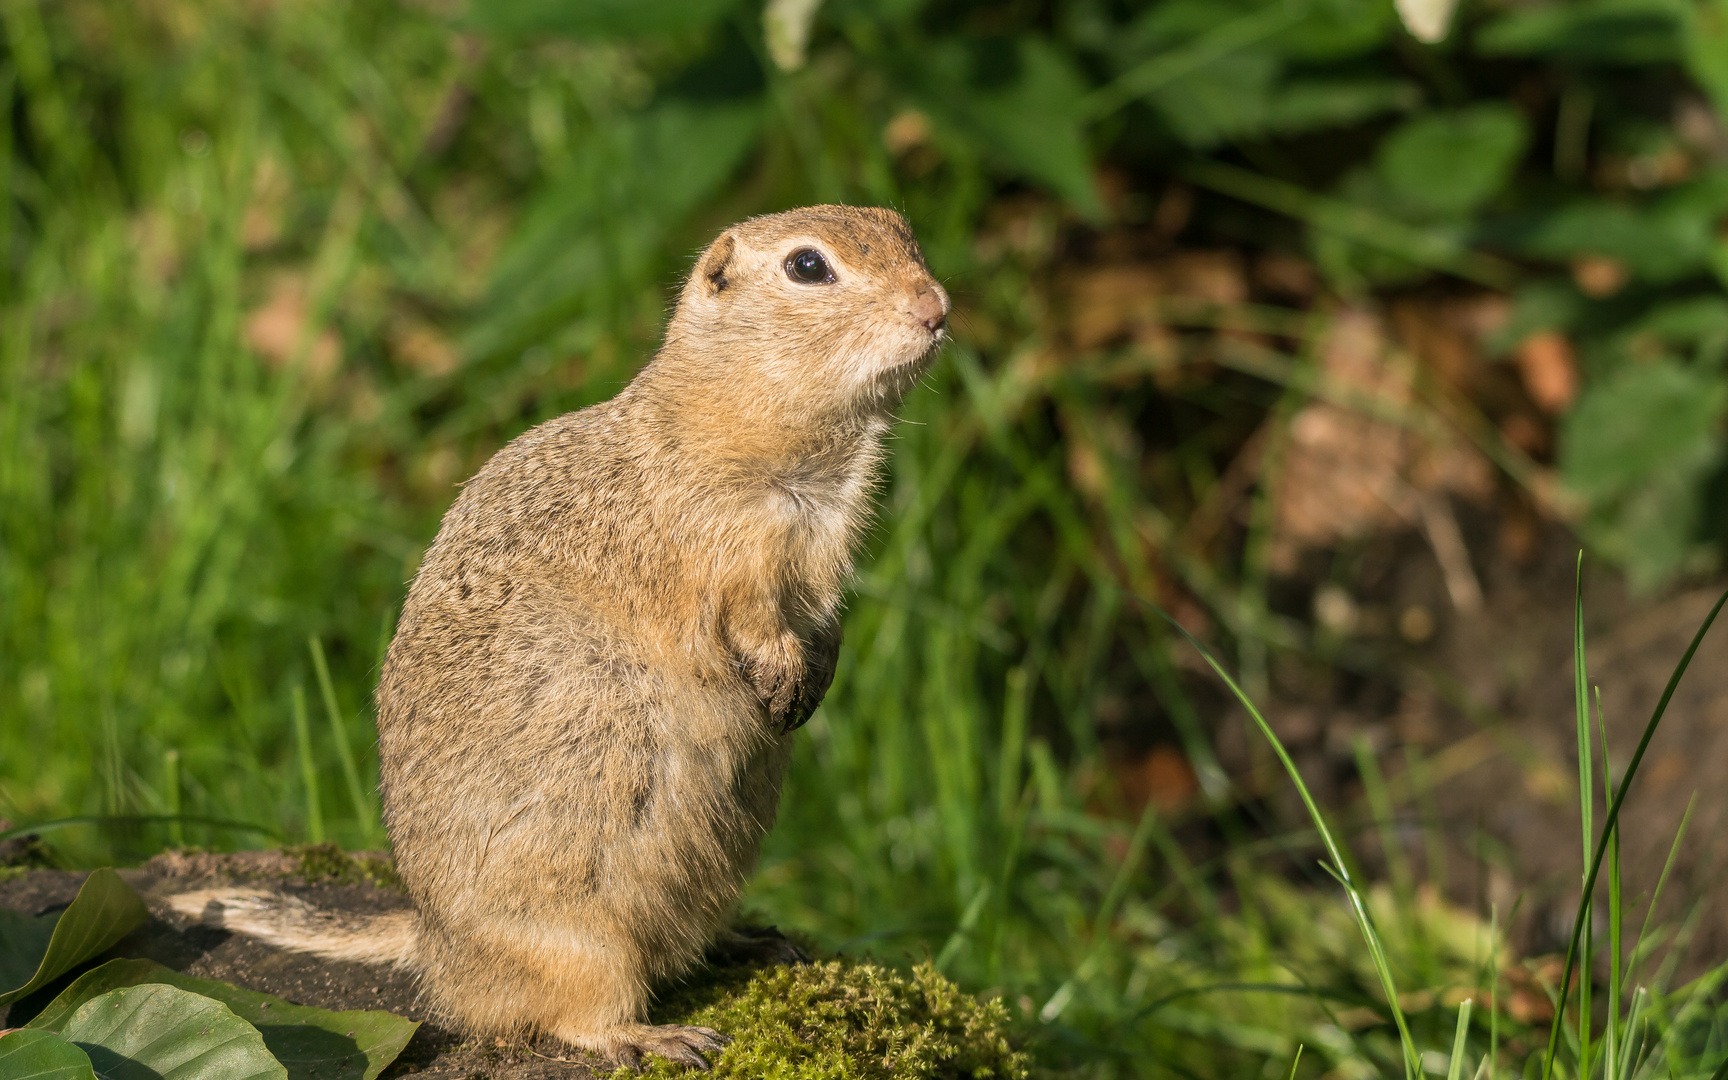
xmin=657 ymin=206 xmax=949 ymax=427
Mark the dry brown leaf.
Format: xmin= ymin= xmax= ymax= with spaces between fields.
xmin=1273 ymin=311 xmax=1412 ymax=561
xmin=1571 ymin=255 xmax=1627 ymax=298
xmin=1251 ymin=252 xmax=1318 ymax=300
xmin=1270 ymin=309 xmax=1494 ymax=585
xmin=1163 ymin=250 xmax=1247 ymax=306
xmin=1067 ymin=439 xmax=1106 ymax=498
xmin=1065 ymin=251 xmax=1245 ymax=350
xmin=882 ymin=110 xmax=931 ymax=156
xmin=243 ymin=275 xmax=341 ymax=388
xmin=1114 ymin=745 xmax=1200 ymax=815
xmin=1391 ymin=298 xmax=1479 ymax=393
xmin=1498 ymin=413 xmax=1548 ymax=455
xmin=1068 ymin=265 xmax=1165 ymax=350
xmin=1514 ymin=330 xmax=1579 ymax=415
xmin=1410 ymin=436 xmax=1494 ymax=501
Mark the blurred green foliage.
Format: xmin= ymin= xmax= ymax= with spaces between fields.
xmin=4 ymin=0 xmax=1728 ymax=1076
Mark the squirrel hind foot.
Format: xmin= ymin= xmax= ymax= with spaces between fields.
xmin=556 ymin=1023 xmax=730 ymax=1073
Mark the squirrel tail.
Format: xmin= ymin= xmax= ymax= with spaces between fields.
xmin=167 ymin=888 xmax=419 ymax=968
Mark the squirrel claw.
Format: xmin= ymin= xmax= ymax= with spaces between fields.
xmin=604 ymin=1024 xmax=728 ymax=1072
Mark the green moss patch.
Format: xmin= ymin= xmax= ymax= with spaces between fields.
xmin=627 ymin=959 xmax=1031 ymax=1080
xmin=286 ymin=844 xmax=403 ymax=891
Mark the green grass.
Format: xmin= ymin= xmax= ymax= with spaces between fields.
xmin=6 ymin=3 xmax=1728 ymax=1078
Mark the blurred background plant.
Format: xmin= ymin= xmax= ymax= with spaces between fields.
xmin=5 ymin=0 xmax=1728 ymax=1076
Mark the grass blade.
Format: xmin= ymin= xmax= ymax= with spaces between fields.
xmin=1147 ymin=603 xmax=1421 ymax=1079
xmin=0 ymin=816 xmax=282 ymax=845
xmin=308 ymin=635 xmax=379 ymax=845
xmin=1619 ymin=986 xmax=1646 ymax=1080
xmin=933 ymin=883 xmax=990 ymax=974
xmin=1597 ymin=688 xmax=1621 ymax=1080
xmin=996 ymin=665 xmax=1030 ymax=826
xmin=1040 ymin=802 xmax=1159 ymax=1022
xmin=291 ymin=684 xmax=324 ymax=844
xmin=1447 ymin=999 xmax=1474 ymax=1080
xmin=1573 ymin=557 xmax=1593 ymax=1078
xmin=162 ymin=750 xmax=182 ymax=849
xmin=1489 ymin=905 xmax=1500 ymax=1080
xmin=1627 ymin=794 xmax=1696 ymax=995
xmin=1541 ymin=584 xmax=1728 ymax=1080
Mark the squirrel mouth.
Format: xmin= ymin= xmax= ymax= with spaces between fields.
xmin=895 ymin=340 xmax=943 ymax=373
xmin=862 ymin=327 xmax=945 ymax=396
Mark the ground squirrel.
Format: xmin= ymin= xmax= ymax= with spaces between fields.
xmin=171 ymin=205 xmax=949 ymax=1068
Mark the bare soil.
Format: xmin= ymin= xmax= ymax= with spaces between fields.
xmin=1224 ymin=509 xmax=1728 ymax=970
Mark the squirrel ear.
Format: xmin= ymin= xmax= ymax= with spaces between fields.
xmin=696 ymin=233 xmax=736 ymax=293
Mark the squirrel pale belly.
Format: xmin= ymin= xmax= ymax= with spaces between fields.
xmin=170 ymin=206 xmax=949 ymax=1068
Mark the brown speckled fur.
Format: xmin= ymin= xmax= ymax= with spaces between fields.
xmin=367 ymin=206 xmax=946 ymax=1065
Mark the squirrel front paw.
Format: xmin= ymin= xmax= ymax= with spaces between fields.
xmin=734 ymin=622 xmax=841 ymax=733
xmin=743 ymin=638 xmax=805 ymax=730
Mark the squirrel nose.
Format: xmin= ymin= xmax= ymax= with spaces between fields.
xmin=911 ymin=284 xmax=948 ymax=333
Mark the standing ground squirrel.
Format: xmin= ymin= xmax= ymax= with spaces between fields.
xmin=171 ymin=205 xmax=949 ymax=1069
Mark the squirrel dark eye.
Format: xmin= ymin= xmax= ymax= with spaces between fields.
xmin=785 ymin=248 xmax=834 ymax=285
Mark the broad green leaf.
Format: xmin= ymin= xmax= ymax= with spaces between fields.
xmin=1476 ymin=0 xmax=1685 ymax=63
xmin=1119 ymin=0 xmax=1392 ymax=62
xmin=1148 ymin=49 xmax=1282 ymax=148
xmin=54 ymin=984 xmax=285 ymax=1080
xmin=1516 ymin=178 xmax=1728 ymax=282
xmin=0 ymin=870 xmax=149 ymax=1007
xmin=1262 ymin=78 xmax=1418 ymax=134
xmin=1626 ymin=297 xmax=1728 ymax=358
xmin=0 ymin=1029 xmax=97 ymax=1080
xmin=1562 ymin=360 xmax=1728 ymax=588
xmin=29 ymin=959 xmax=418 ymax=1080
xmin=1114 ymin=0 xmax=1393 ymax=99
xmin=1143 ymin=60 xmax=1412 ymax=147
xmin=1489 ymin=280 xmax=1589 ymax=353
xmin=1563 ymin=361 xmax=1727 ymax=500
xmin=1375 ymin=105 xmax=1527 ymax=217
xmin=1122 ymin=0 xmax=1276 ymax=56
xmin=1273 ymin=0 xmax=1399 ymax=58
xmin=1518 ymin=202 xmax=1674 ymax=276
xmin=463 ymin=0 xmax=737 ymax=39
xmin=922 ymin=38 xmax=1099 ymax=216
xmin=1684 ymin=0 xmax=1728 ymax=121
